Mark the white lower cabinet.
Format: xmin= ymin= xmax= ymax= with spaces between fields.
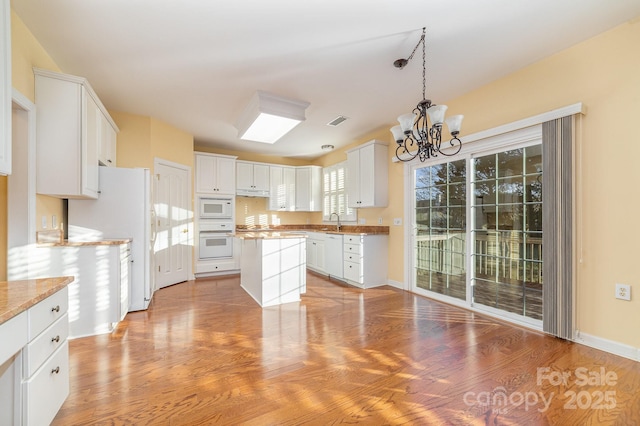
xmin=306 ymin=232 xmax=326 ymax=273
xmin=342 ymin=234 xmax=388 ymax=288
xmin=0 ymin=311 xmax=27 ymax=426
xmin=0 ymin=286 xmax=70 ymax=425
xmin=34 ymin=243 xmax=130 ymax=338
xmin=22 ymin=341 xmax=69 ymax=426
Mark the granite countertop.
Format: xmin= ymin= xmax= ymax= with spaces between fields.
xmin=37 ymin=239 xmax=132 ymax=247
xmin=235 ymin=224 xmax=389 ymax=236
xmin=233 ymin=231 xmax=308 ymax=240
xmin=0 ymin=276 xmax=74 ymax=325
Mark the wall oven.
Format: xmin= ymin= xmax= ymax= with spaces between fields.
xmin=198 ymin=222 xmax=234 ymax=260
xmin=199 ymin=196 xmax=233 ymax=220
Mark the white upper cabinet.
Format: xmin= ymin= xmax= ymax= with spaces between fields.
xmin=99 ymin=115 xmax=117 ymax=167
xmin=195 ymin=152 xmax=237 ymax=194
xmin=34 ymin=69 xmax=118 ymax=199
xmin=347 ymin=140 xmax=388 ymax=208
xmin=269 ymin=165 xmax=296 ymax=211
xmin=0 ymin=0 xmax=11 ymax=175
xmin=295 ymin=165 xmax=322 ymax=212
xmin=236 ymin=161 xmax=270 ymax=196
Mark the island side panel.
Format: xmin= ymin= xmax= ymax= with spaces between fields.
xmin=261 ymin=238 xmax=305 ymax=307
xmin=239 ymin=239 xmax=264 ymax=306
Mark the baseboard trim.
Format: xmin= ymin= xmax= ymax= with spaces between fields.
xmin=575 ymin=331 xmax=640 ymax=362
xmin=387 ymin=279 xmax=405 ymax=290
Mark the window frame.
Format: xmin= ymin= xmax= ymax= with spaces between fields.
xmin=322 ymin=161 xmax=357 ymax=223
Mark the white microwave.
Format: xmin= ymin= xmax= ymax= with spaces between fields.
xmin=199 ymin=196 xmax=233 ymax=219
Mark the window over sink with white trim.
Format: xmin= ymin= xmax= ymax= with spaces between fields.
xmin=322 ymin=161 xmax=356 ymax=223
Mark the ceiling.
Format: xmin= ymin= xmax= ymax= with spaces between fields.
xmin=12 ymin=0 xmax=640 ymax=160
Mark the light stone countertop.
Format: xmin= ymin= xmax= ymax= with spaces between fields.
xmin=0 ymin=276 xmax=74 ymax=325
xmin=232 ymin=231 xmax=308 ymax=240
xmin=37 ymin=239 xmax=132 ymax=247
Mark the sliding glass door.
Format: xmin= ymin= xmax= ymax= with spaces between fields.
xmin=412 ymin=141 xmax=543 ymax=324
xmin=414 ymin=159 xmax=467 ymax=301
xmin=472 ymin=145 xmax=543 ymax=320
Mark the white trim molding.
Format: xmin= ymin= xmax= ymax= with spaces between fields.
xmin=387 ymin=279 xmax=405 ymax=290
xmin=575 ymin=331 xmax=640 ymax=362
xmin=462 ymin=102 xmax=585 ymax=145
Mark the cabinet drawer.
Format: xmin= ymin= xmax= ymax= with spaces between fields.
xmin=23 ymin=313 xmax=69 ymax=378
xmin=0 ymin=311 xmax=28 ymax=366
xmin=343 ymin=243 xmax=361 ymax=255
xmin=343 ymin=260 xmax=363 ymax=283
xmin=22 ymin=341 xmax=69 ymax=426
xmin=28 ymin=287 xmax=68 ymax=341
xmin=343 ymin=235 xmax=362 ymax=245
xmin=343 ymin=251 xmax=361 ymax=264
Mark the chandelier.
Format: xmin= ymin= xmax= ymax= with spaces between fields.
xmin=391 ymin=28 xmax=463 ymax=162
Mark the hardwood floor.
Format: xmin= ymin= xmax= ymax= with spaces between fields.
xmin=53 ymin=273 xmax=639 ymax=425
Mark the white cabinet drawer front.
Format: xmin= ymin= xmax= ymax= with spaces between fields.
xmin=343 ymin=252 xmax=361 ymax=264
xmin=343 ymin=260 xmax=363 ymax=283
xmin=343 ymin=235 xmax=362 ymax=245
xmin=343 ymin=243 xmax=361 ymax=255
xmin=23 ymin=341 xmax=69 ymax=426
xmin=23 ymin=313 xmax=69 ymax=378
xmin=0 ymin=311 xmax=28 ymax=366
xmin=28 ymin=287 xmax=68 ymax=340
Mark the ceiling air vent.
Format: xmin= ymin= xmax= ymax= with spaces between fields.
xmin=327 ymin=115 xmax=348 ymax=127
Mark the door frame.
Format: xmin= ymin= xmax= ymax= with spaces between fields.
xmin=153 ymin=157 xmax=193 ymax=285
xmin=7 ymin=89 xmax=37 ymax=280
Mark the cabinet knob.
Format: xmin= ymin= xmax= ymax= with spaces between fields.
xmin=51 ymin=305 xmax=60 ymax=313
xmin=51 ymin=335 xmax=60 ymax=343
xmin=51 ymin=366 xmax=60 ymax=375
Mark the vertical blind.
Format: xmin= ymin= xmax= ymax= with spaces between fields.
xmin=542 ymin=116 xmax=575 ymax=339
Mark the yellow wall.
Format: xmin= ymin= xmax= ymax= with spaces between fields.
xmin=110 ymin=111 xmax=152 ymax=169
xmin=150 ymin=118 xmax=194 ymax=170
xmin=111 ymin=111 xmax=194 ymax=172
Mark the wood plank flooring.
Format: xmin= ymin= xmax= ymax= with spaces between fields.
xmin=53 ymin=273 xmax=639 ymax=425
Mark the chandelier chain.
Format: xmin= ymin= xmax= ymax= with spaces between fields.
xmin=421 ymin=28 xmax=426 ymax=101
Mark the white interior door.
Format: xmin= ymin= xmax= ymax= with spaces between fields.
xmin=154 ymin=159 xmax=191 ymax=288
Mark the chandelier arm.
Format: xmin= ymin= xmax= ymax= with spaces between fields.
xmin=437 ymin=137 xmax=463 ymax=157
xmin=395 ymin=142 xmax=418 ymax=162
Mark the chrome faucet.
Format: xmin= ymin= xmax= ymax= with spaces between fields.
xmin=329 ymin=212 xmax=341 ymax=232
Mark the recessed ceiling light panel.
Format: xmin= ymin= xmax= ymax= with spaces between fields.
xmin=236 ymin=91 xmax=310 ymax=144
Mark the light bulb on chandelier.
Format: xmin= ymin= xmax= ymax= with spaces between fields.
xmin=391 ymin=27 xmax=464 ymax=162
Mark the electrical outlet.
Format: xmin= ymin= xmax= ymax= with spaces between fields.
xmin=615 ymin=283 xmax=631 ymax=301
xmin=378 ymin=217 xmax=383 ymax=225
xmin=393 ymin=218 xmax=402 ymax=226
xmin=52 ymin=215 xmax=57 ymax=229
xmin=359 ymin=218 xmax=365 ymax=224
xmin=41 ymin=215 xmax=47 ymax=229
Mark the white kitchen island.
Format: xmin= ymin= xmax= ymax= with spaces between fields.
xmin=236 ymin=232 xmax=307 ymax=307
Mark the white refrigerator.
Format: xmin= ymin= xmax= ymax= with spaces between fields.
xmin=68 ymin=167 xmax=155 ymax=311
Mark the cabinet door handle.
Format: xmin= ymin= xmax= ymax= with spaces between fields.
xmin=51 ymin=305 xmax=60 ymax=313
xmin=51 ymin=335 xmax=60 ymax=343
xmin=51 ymin=366 xmax=60 ymax=375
